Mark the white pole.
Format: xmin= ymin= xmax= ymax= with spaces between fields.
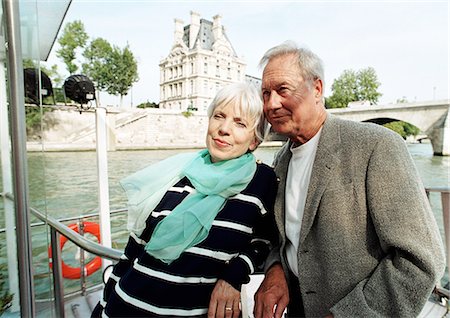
xmin=0 ymin=59 xmax=20 ymax=312
xmin=95 ymin=106 xmax=112 ymax=271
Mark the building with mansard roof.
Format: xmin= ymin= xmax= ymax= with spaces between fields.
xmin=159 ymin=12 xmax=256 ymax=113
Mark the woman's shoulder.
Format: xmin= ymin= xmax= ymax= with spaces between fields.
xmin=249 ymin=161 xmax=276 ymax=185
xmin=256 ymin=160 xmax=275 ymax=174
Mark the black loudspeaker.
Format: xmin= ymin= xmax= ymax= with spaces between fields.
xmin=24 ymin=68 xmax=54 ymax=105
xmin=63 ymin=74 xmax=95 ymax=104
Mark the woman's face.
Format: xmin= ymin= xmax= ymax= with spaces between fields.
xmin=206 ymin=103 xmax=258 ymax=163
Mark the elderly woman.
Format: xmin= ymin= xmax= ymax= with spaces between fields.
xmin=92 ymin=82 xmax=278 ymax=318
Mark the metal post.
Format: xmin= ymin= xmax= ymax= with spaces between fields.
xmin=96 ymin=106 xmax=112 ymax=272
xmin=441 ymin=191 xmax=450 ymax=277
xmin=0 ymin=58 xmax=19 ymax=312
xmin=2 ymin=0 xmax=35 ymax=316
xmin=50 ymin=228 xmax=65 ymax=318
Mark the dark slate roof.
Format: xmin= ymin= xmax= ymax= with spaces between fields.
xmin=182 ymin=18 xmax=238 ymax=57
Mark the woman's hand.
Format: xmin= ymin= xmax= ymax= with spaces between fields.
xmin=208 ymin=279 xmax=241 ymax=318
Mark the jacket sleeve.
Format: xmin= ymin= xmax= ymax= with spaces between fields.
xmin=219 ymin=166 xmax=279 ymax=291
xmin=331 ymin=132 xmax=446 ymax=317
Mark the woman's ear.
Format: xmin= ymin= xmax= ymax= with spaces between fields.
xmin=248 ymin=137 xmax=259 ymax=152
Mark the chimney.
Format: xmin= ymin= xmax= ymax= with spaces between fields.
xmin=189 ymin=11 xmax=200 ymax=49
xmin=174 ymin=18 xmax=184 ymax=44
xmin=213 ymin=14 xmax=222 ymax=39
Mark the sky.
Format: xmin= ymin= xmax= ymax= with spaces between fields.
xmin=44 ymin=0 xmax=449 ymax=107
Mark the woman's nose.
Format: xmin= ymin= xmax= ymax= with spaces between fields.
xmin=218 ymin=120 xmax=231 ymax=135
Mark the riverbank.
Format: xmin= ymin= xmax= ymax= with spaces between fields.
xmin=29 ymin=108 xmax=436 ymax=153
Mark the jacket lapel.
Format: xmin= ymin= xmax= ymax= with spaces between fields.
xmin=273 ymin=143 xmax=292 ymax=242
xmin=299 ymin=115 xmax=341 ymax=246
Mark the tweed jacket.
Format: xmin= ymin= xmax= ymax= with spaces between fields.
xmin=269 ymin=114 xmax=445 ymax=317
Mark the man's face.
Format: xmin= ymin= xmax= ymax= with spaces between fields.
xmin=262 ymin=53 xmax=323 ymax=144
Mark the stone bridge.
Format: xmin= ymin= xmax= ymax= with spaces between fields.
xmin=326 ymin=99 xmax=449 ymax=155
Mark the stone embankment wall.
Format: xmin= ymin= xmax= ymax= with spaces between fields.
xmin=27 ymin=107 xmax=209 ymax=151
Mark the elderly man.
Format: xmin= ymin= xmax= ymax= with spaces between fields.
xmin=253 ymin=41 xmax=445 ymax=318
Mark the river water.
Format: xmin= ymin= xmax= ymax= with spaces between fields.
xmin=0 ymin=142 xmax=449 ymax=298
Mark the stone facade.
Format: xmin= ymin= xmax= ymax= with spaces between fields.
xmin=159 ymin=12 xmax=247 ymax=113
xmin=27 ymin=107 xmax=209 ymax=151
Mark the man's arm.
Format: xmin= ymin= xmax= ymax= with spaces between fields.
xmin=331 ymin=131 xmax=446 ymax=317
xmin=254 ymin=263 xmax=289 ymax=318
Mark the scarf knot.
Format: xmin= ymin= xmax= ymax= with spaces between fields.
xmin=120 ymin=149 xmax=256 ymax=264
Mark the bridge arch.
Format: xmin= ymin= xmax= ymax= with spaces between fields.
xmin=328 ymin=100 xmax=450 ymax=156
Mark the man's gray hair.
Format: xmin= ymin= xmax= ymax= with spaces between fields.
xmin=259 ymin=40 xmax=325 ymax=89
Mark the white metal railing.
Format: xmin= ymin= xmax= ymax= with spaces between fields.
xmin=2 ymin=186 xmax=448 ymax=317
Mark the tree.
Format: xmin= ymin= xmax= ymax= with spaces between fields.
xmin=326 ymin=67 xmax=382 ymax=108
xmin=326 ymin=70 xmax=358 ymax=108
xmin=356 ymin=67 xmax=382 ymax=104
xmin=396 ymin=96 xmax=409 ymax=103
xmin=105 ymin=45 xmax=139 ymax=107
xmin=56 ymin=20 xmax=88 ymax=74
xmin=82 ymin=38 xmax=113 ymax=103
xmin=383 ymin=121 xmax=420 ymax=139
xmin=137 ymin=101 xmax=159 ymax=108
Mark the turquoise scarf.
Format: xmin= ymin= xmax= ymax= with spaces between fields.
xmin=120 ymin=149 xmax=256 ymax=264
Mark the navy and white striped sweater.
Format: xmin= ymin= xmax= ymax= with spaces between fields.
xmin=92 ymin=162 xmax=278 ymax=317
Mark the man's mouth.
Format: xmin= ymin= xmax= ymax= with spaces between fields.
xmin=270 ymin=114 xmax=287 ymax=122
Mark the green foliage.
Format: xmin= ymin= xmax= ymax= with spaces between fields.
xmin=82 ymin=38 xmax=113 ymax=92
xmin=137 ymin=101 xmax=159 ymax=108
xmin=326 ymin=70 xmax=358 ymax=108
xmin=0 ymin=264 xmax=13 ymax=315
xmin=357 ymin=67 xmax=381 ymax=104
xmin=53 ymin=87 xmax=67 ymax=104
xmin=55 ymin=21 xmax=140 ymax=104
xmin=396 ymin=96 xmax=409 ymax=103
xmin=25 ymin=106 xmax=54 ymax=135
xmin=383 ymin=121 xmax=420 ymax=139
xmin=105 ymin=45 xmax=139 ymax=98
xmin=56 ymin=20 xmax=88 ymax=74
xmin=403 ymin=122 xmax=420 ymax=136
xmin=326 ymin=67 xmax=382 ymax=108
xmin=383 ymin=121 xmax=406 ymax=138
xmin=181 ymin=110 xmax=194 ymax=118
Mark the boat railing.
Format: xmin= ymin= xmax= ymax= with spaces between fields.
xmin=30 ymin=206 xmax=122 ymax=317
xmin=425 ymin=187 xmax=450 ymax=302
xmin=1 ymin=187 xmax=449 ymax=317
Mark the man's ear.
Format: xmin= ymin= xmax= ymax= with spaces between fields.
xmin=314 ymin=78 xmax=323 ymax=102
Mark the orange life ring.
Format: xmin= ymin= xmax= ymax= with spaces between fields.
xmin=48 ymin=221 xmax=102 ymax=279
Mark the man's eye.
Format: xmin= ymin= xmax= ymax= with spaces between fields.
xmin=278 ymin=87 xmax=289 ymax=94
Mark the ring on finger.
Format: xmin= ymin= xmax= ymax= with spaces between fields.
xmin=225 ymin=307 xmax=232 ymax=311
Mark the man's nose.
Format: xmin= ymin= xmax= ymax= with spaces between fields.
xmin=265 ymin=91 xmax=282 ymax=110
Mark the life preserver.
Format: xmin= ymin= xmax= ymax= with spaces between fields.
xmin=48 ymin=221 xmax=102 ymax=279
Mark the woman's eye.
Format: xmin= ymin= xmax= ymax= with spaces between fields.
xmin=236 ymin=121 xmax=247 ymax=128
xmin=213 ymin=113 xmax=223 ymax=119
